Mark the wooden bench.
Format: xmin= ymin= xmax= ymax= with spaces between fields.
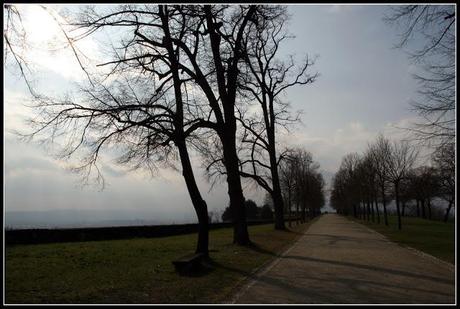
xmin=172 ymin=252 xmax=205 ymax=273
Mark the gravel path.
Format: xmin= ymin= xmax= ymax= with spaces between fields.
xmin=232 ymin=214 xmax=455 ymax=304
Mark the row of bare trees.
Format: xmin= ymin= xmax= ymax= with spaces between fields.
xmin=376 ymin=5 xmax=455 ymax=229
xmin=279 ymin=148 xmax=325 ymax=225
xmin=331 ymin=134 xmax=454 ymax=230
xmin=5 ymin=5 xmax=320 ymax=256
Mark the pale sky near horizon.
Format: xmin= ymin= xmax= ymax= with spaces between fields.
xmin=4 ymin=4 xmax=441 ymax=226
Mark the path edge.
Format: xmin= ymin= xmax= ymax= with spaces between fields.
xmin=348 ymin=217 xmax=455 ymax=271
xmin=225 ymin=216 xmax=321 ymax=304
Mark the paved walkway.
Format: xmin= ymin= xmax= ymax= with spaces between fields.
xmin=232 ymin=214 xmax=455 ymax=304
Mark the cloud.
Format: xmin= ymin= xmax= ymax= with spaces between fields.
xmin=280 ymin=117 xmax=423 ymax=175
xmin=4 ymin=130 xmax=232 ymax=221
xmin=327 ymin=5 xmax=346 ymax=14
xmin=381 ymin=116 xmax=420 ymax=141
xmin=4 ymin=89 xmax=33 ymax=134
xmin=4 ymin=156 xmax=58 ymax=179
xmin=280 ymin=121 xmax=372 ymax=169
xmin=326 ymin=5 xmax=361 ymax=14
xmin=8 ymin=5 xmax=103 ymax=83
xmin=101 ymin=164 xmax=127 ymax=178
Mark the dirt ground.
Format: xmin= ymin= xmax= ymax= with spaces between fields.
xmin=231 ymin=214 xmax=455 ymax=304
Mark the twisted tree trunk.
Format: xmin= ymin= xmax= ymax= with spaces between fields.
xmin=176 ymin=140 xmax=209 ymax=255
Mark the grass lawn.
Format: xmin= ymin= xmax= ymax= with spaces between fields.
xmin=349 ymin=215 xmax=455 ymax=264
xmin=6 ymin=220 xmax=314 ymax=304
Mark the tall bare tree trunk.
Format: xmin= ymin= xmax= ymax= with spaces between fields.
xmin=176 ymin=140 xmax=209 ymax=255
xmin=267 ymin=95 xmax=286 ymax=230
xmin=381 ymin=184 xmax=389 ymax=226
xmin=222 ymin=137 xmax=250 ymax=245
xmin=370 ymin=199 xmax=375 ymax=222
xmin=421 ymin=199 xmax=426 ymax=218
xmin=444 ymin=200 xmax=453 ymax=222
xmin=374 ymin=199 xmax=380 ymax=224
xmin=296 ymin=203 xmax=300 ymax=224
xmin=161 ymin=8 xmax=209 ymax=255
xmin=366 ymin=200 xmax=371 ymax=221
xmin=288 ymin=189 xmax=292 ymax=227
xmin=427 ymin=198 xmax=432 ymax=220
xmin=269 ymin=144 xmax=285 ymax=229
xmin=272 ymin=187 xmax=285 ymax=230
xmin=301 ymin=202 xmax=307 ymax=222
xmin=204 ymin=5 xmax=255 ymax=246
xmin=394 ymin=182 xmax=402 ymax=230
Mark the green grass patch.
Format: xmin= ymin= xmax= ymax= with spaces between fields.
xmin=349 ymin=215 xmax=455 ymax=264
xmin=6 ymin=220 xmax=314 ymax=304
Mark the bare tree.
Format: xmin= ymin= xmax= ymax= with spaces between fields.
xmin=293 ymin=149 xmax=312 ymax=222
xmin=279 ymin=151 xmax=297 ymax=226
xmin=368 ymin=134 xmax=393 ymax=226
xmin=331 ymin=161 xmax=353 ymax=217
xmin=342 ymin=153 xmax=364 ymax=218
xmin=23 ymin=4 xmax=302 ymax=250
xmin=356 ymin=152 xmax=380 ymax=223
xmin=277 ymin=148 xmax=324 ymax=223
xmin=307 ymin=170 xmax=326 ymax=218
xmin=405 ymin=169 xmax=421 ymax=217
xmin=53 ymin=4 xmax=278 ymax=245
xmin=19 ymin=5 xmax=226 ymax=256
xmin=333 ymin=135 xmax=421 ymax=230
xmin=330 ymin=170 xmax=348 ymax=215
xmin=385 ymin=140 xmax=419 ymax=230
xmin=4 ymin=5 xmax=97 ymax=96
xmin=234 ymin=6 xmax=318 ymax=230
xmin=385 ymin=5 xmax=455 ymax=151
xmin=398 ymin=176 xmax=412 ymax=217
xmin=432 ymin=142 xmax=455 ymax=221
xmin=4 ymin=4 xmax=35 ymax=94
xmin=419 ymin=166 xmax=440 ymax=220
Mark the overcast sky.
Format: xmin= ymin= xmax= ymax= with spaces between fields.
xmin=4 ymin=4 xmax=433 ymax=226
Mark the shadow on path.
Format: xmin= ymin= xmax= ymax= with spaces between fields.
xmin=232 ymin=215 xmax=455 ymax=304
xmin=282 ymin=255 xmax=453 ymax=285
xmin=221 ymin=259 xmax=453 ymax=304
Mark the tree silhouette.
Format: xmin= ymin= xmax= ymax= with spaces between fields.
xmin=367 ymin=134 xmax=393 ymax=226
xmin=280 ymin=148 xmax=324 ymax=222
xmin=260 ymin=204 xmax=274 ymax=220
xmin=385 ymin=140 xmax=419 ymax=230
xmin=235 ymin=6 xmax=318 ymax=230
xmin=20 ymin=5 xmax=298 ymax=246
xmin=19 ymin=4 xmax=271 ymax=254
xmin=432 ymin=142 xmax=455 ymax=221
xmin=385 ymin=5 xmax=455 ymax=151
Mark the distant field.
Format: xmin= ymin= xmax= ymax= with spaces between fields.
xmin=6 ymin=220 xmax=314 ymax=304
xmin=349 ymin=215 xmax=455 ymax=264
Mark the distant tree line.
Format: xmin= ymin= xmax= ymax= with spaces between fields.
xmin=221 ymin=199 xmax=274 ymax=222
xmin=331 ymin=134 xmax=455 ymax=230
